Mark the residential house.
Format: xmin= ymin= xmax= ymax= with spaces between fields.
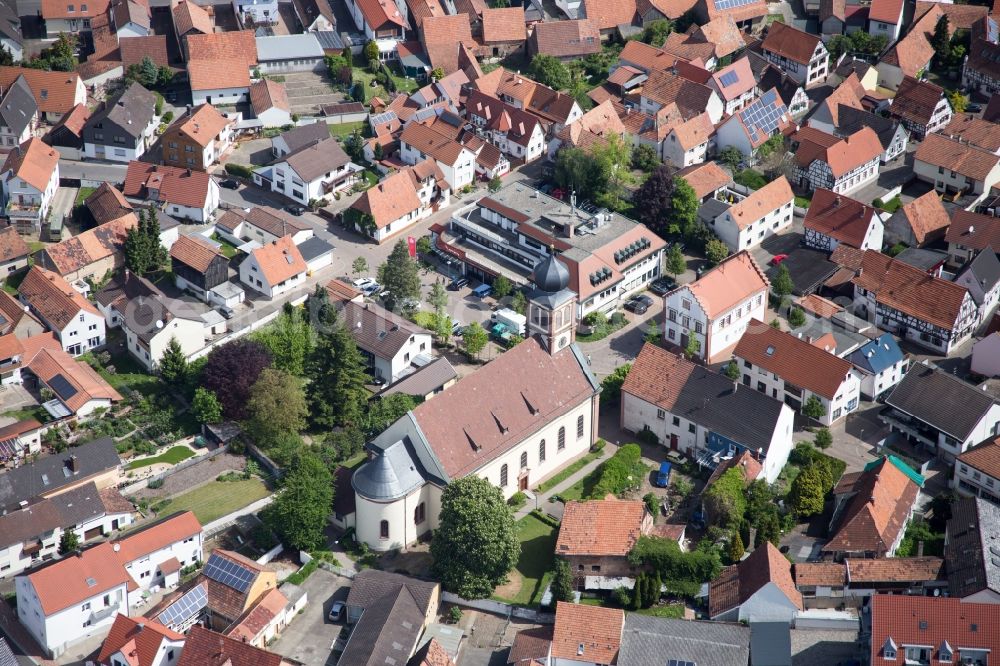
xmin=703 ymin=176 xmax=794 ymax=253
xmin=663 ymin=16 xmax=745 ymax=67
xmin=791 ymin=126 xmax=883 ymax=195
xmin=0 ymin=137 xmax=59 ymax=235
xmin=846 ymin=333 xmax=907 ymax=401
xmin=0 ymin=481 xmax=133 ymax=581
xmin=823 ymin=456 xmax=921 ymax=560
xmin=747 ymin=52 xmax=810 ymax=118
xmin=399 ymin=121 xmax=476 ymax=191
xmin=617 ymin=39 xmax=678 ymax=74
xmin=868 ymin=0 xmax=904 ymax=40
xmin=836 ymin=106 xmax=909 ymax=164
xmin=914 ymin=131 xmax=1000 ymax=204
xmin=339 ymin=570 xmax=439 ymax=666
xmin=171 ymin=0 xmax=212 ymax=60
xmin=110 ymin=0 xmax=151 ymax=37
xmin=550 ymin=99 xmax=625 ymax=159
xmin=43 ymin=104 xmax=89 ymax=158
xmin=805 ymin=74 xmax=866 ymax=135
xmin=0 ymin=334 xmax=25 ymax=386
xmin=794 ymin=558 xmax=947 ymax=602
xmin=622 ymin=342 xmax=794 ymax=483
xmin=82 ymin=83 xmax=158 ymax=162
xmin=176 ymin=626 xmax=291 ymax=666
xmin=676 ymin=161 xmax=732 ymax=203
xmin=465 ymin=90 xmax=545 ymax=164
xmin=238 ymin=236 xmax=306 ymax=299
xmin=733 ymin=320 xmax=862 ymax=425
xmin=224 ymin=587 xmax=293 ymax=648
xmin=0 ymin=226 xmax=30 ymax=276
xmin=709 ymin=542 xmax=803 ymax=622
xmin=882 ymin=362 xmax=1000 ymax=461
xmin=662 ymin=113 xmax=714 ymax=169
xmin=945 ymin=496 xmax=1000 ymax=601
xmin=551 ymin=602 xmax=624 ymax=665
xmin=0 ymin=417 xmax=43 ymax=461
xmin=963 ymin=15 xmax=1000 ymax=96
xmin=760 ymin=22 xmax=829 ymax=87
xmin=0 ymin=76 xmax=38 ymax=153
xmin=472 ymin=68 xmax=583 ymax=133
xmin=420 ymin=14 xmax=479 ymax=75
xmin=0 ymin=3 xmax=21 ymax=62
xmin=348 ymin=258 xmax=600 ymax=549
xmin=527 ymin=19 xmax=600 ymax=62
xmin=96 ymin=615 xmax=185 ymax=666
xmin=662 ymin=251 xmax=770 ymax=363
xmin=20 ymin=335 xmax=122 ymax=418
xmin=707 ymin=57 xmax=757 ymax=117
xmin=170 ymin=234 xmax=230 ymax=302
xmin=214 ymin=205 xmax=312 ymax=246
xmin=161 ymin=104 xmax=236 ymax=172
xmin=954 ymin=248 xmax=1000 ymax=320
xmin=35 ymin=216 xmax=134 ymax=283
xmin=41 ymin=0 xmax=110 ymax=35
xmin=697 ymin=0 xmax=767 ymax=28
xmin=348 ymin=169 xmax=425 ymax=244
xmin=185 ymin=31 xmax=259 ymax=106
xmin=834 ymin=247 xmax=979 ymax=354
xmin=18 ymin=266 xmax=105 ymax=356
xmin=481 ymin=6 xmax=525 ymax=59
xmin=555 ymin=496 xmax=654 ymax=580
xmin=875 ymin=6 xmax=940 ymax=90
xmin=234 ymin=0 xmax=278 ymax=25
xmin=715 ymin=88 xmax=793 ymax=163
xmin=290 ymin=0 xmax=334 ymax=30
xmin=954 ymin=441 xmax=1000 ymax=507
xmin=946 ymin=210 xmax=1000 ymax=268
xmin=884 ymin=190 xmax=950 ymax=248
xmin=337 ymin=299 xmax=432 ymax=382
xmin=803 ymin=189 xmax=884 ymax=252
xmin=0 ymin=67 xmax=86 ymax=123
xmin=940 ymin=113 xmax=1000 ymax=156
xmin=345 ymin=0 xmax=405 ymax=60
xmin=122 ymin=162 xmax=220 ymax=223
xmin=579 ymin=0 xmax=635 ymax=37
xmin=249 ymin=79 xmax=292 ymax=128
xmin=617 ymin=617 xmax=750 ymax=666
xmin=868 ymin=595 xmax=1000 ymax=665
xmin=254 ymin=136 xmax=361 ymax=205
xmin=889 ymin=76 xmax=952 ymax=140
xmin=638 ymin=69 xmax=724 ymax=125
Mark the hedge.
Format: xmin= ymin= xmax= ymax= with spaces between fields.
xmin=224 ymin=163 xmax=253 ymax=178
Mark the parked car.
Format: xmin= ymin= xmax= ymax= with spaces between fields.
xmin=769 ymin=253 xmax=789 ymax=266
xmin=649 ymin=277 xmax=676 ymax=296
xmin=352 ymin=277 xmax=381 ymax=296
xmin=328 ymin=601 xmax=345 ymax=622
xmin=284 ymin=205 xmax=306 ymax=216
xmin=632 ymin=294 xmax=653 ymax=308
xmin=624 ymin=298 xmax=649 ymax=314
xmin=967 ymin=103 xmax=984 ymax=113
xmin=218 ymin=179 xmax=239 ymax=190
xmin=218 ymin=306 xmax=234 ymax=320
xmin=452 ymin=321 xmax=465 ymax=336
xmin=449 ymin=277 xmax=469 ymax=290
xmin=655 ymin=461 xmax=672 ymax=488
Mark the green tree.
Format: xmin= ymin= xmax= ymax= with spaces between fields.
xmin=727 ymin=530 xmax=745 ymax=563
xmin=430 ymin=66 xmax=445 ymax=80
xmin=124 ymin=209 xmax=152 ymax=274
xmin=931 ymin=15 xmax=951 ymax=66
xmin=305 ymin=289 xmax=369 ymax=429
xmin=631 ymin=143 xmax=659 ymax=172
xmin=139 ymin=56 xmax=158 ymax=87
xmin=44 ymin=33 xmax=77 ymax=71
xmin=344 ymin=128 xmax=365 ymax=161
xmin=244 ymin=368 xmax=308 ymax=447
xmin=683 ymin=335 xmax=700 ymax=359
xmin=0 ymin=47 xmax=12 ymax=67
xmin=551 ymin=559 xmax=575 ymax=603
xmin=431 ymin=476 xmax=520 ymax=599
xmin=600 ymin=363 xmax=631 ymax=403
xmin=363 ymin=393 xmax=418 ymax=437
xmin=718 ymin=146 xmax=743 ymax=169
xmin=352 ymin=256 xmax=368 ymax=278
xmin=144 ymin=207 xmax=167 ymax=268
xmin=723 ymin=360 xmax=741 ymax=381
xmin=529 ymin=54 xmax=571 ymax=90
xmin=593 ymin=133 xmax=635 ymax=211
xmin=704 ymin=238 xmax=729 ymax=265
xmin=554 ymin=147 xmax=605 ymax=201
xmin=666 ymin=243 xmax=686 ymax=277
xmin=158 ymin=337 xmax=188 ymax=383
xmin=814 ymin=427 xmax=833 ymax=449
xmin=510 ymin=290 xmax=527 ymax=315
xmin=59 ymin=530 xmax=80 ymax=555
xmin=492 ymin=275 xmax=513 ymax=300
xmin=788 ymin=307 xmax=806 ymax=328
xmin=639 ymin=19 xmax=672 ymax=45
xmin=251 ymin=307 xmax=314 ymax=375
xmin=426 ymin=281 xmax=451 ymax=342
xmin=364 ymin=40 xmax=380 ymax=68
xmin=416 ymin=236 xmax=432 ymax=256
xmin=671 ymin=177 xmax=699 ymax=237
xmin=192 ymin=387 xmax=222 ymax=424
xmin=948 ymin=90 xmax=967 ymax=113
xmin=264 ymin=451 xmax=333 ymax=551
xmin=462 ymin=321 xmax=489 ymax=360
xmin=488 ymin=175 xmax=503 ymax=192
xmin=802 ymin=395 xmax=826 ymax=421
xmin=157 ymin=66 xmax=174 ymax=86
xmin=772 ymin=263 xmax=794 ymax=299
xmin=789 ymin=464 xmax=827 ymax=517
xmin=372 ymin=142 xmax=383 ymax=160
xmin=632 ymin=165 xmax=673 ymax=235
xmin=377 ymin=240 xmax=421 ymax=311
xmin=703 ymin=466 xmax=747 ymax=528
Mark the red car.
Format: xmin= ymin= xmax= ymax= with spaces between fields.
xmin=769 ymin=253 xmax=789 ymax=266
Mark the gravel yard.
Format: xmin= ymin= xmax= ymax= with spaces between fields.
xmin=131 ymin=452 xmax=246 ymax=501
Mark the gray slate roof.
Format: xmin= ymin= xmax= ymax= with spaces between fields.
xmin=895 ymin=247 xmax=948 ymax=272
xmin=0 ymin=2 xmax=21 ymax=47
xmin=296 ymin=235 xmax=333 ymax=263
xmin=0 ymin=76 xmax=37 ymax=137
xmin=617 ymin=615 xmax=750 ymax=666
xmin=255 ymin=33 xmax=324 ymax=61
xmin=283 ymin=137 xmax=351 ymax=182
xmin=885 ymin=363 xmax=998 ymax=440
xmin=0 ymin=481 xmax=118 ymax=549
xmin=352 ymin=438 xmax=426 ymax=501
xmin=962 ymin=246 xmax=1000 ymax=305
xmin=0 ymin=437 xmax=120 ymax=512
xmin=346 ymin=569 xmax=438 ymax=615
xmin=946 ymin=495 xmax=1000 ymax=599
xmin=750 ymin=622 xmax=792 ymax=666
xmin=380 ymin=356 xmax=457 ymax=398
xmin=87 ymin=82 xmax=157 ymax=139
xmin=0 ymin=637 xmax=17 ymax=666
xmin=837 ymin=105 xmax=901 ymax=150
xmin=276 ymin=122 xmax=332 ymax=153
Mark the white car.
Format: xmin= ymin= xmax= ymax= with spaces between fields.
xmin=328 ymin=600 xmax=345 ymax=622
xmin=352 ymin=277 xmax=381 ymax=296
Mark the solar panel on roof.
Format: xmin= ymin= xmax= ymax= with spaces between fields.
xmin=370 ymin=111 xmax=397 ymax=126
xmin=48 ymin=374 xmax=78 ymax=400
xmin=714 ymin=0 xmax=757 ymax=9
xmin=157 ymin=584 xmax=208 ymax=627
xmin=719 ymin=70 xmax=740 ymax=87
xmin=203 ymin=552 xmax=256 ymax=593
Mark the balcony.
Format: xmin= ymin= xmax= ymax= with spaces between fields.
xmin=5 ymin=200 xmax=41 ymax=219
xmin=88 ymin=603 xmax=120 ymax=624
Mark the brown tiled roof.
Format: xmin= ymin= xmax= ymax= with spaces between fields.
xmin=482 ymin=6 xmax=525 ymax=43
xmin=705 ymin=0 xmax=767 ymax=22
xmin=803 ymin=188 xmax=877 ymax=248
xmin=85 ymin=182 xmax=133 ymax=225
xmin=421 ymin=14 xmax=475 ymax=73
xmin=250 ymin=79 xmax=290 ymax=113
xmin=892 ymin=75 xmax=946 ymax=126
xmin=762 ymin=19 xmax=821 ymax=65
xmin=727 ymin=176 xmax=793 ymax=230
xmin=551 ymin=602 xmax=623 ymax=664
xmin=508 ymin=626 xmax=552 ymax=665
xmin=792 ymin=125 xmax=882 ymax=178
xmin=696 ymin=16 xmax=747 ymax=59
xmin=1 ymin=138 xmax=58 ymax=192
xmin=400 ymin=121 xmax=466 ymax=165
xmin=704 ymin=449 xmax=763 ymax=488
xmin=250 ymin=236 xmax=306 ymax=286
xmin=19 ymin=266 xmax=100 ymax=330
xmin=820 ymin=0 xmax=846 ymax=21
xmin=881 ymin=7 xmax=938 ymax=76
xmin=869 ymin=0 xmax=903 ymax=22
xmin=946 ymin=209 xmax=1000 ymax=251
xmin=0 ymin=68 xmax=82 ymax=116
xmin=0 ymin=333 xmax=22 ymax=363
xmin=794 ymin=562 xmax=846 ymax=587
xmin=620 ymin=40 xmax=678 ymax=73
xmin=0 ymin=290 xmax=40 ymax=335
xmin=120 ymin=35 xmax=170 ymax=69
xmin=410 ymin=638 xmax=455 ymax=666
xmin=187 ymin=30 xmax=258 ymax=65
xmin=412 ymin=337 xmax=596 ymax=478
xmin=188 ymin=58 xmax=250 ymax=92
xmin=845 ymin=556 xmax=944 ymax=583
xmin=39 ymin=216 xmax=135 ymax=277
xmin=815 ymin=74 xmax=865 ymax=127
xmin=581 ymin=0 xmax=636 ymax=30
xmin=22 ymin=334 xmax=122 ymax=411
xmin=355 ymin=0 xmax=406 ymax=29
xmin=675 ymin=161 xmax=731 ymax=199
xmin=556 ymin=497 xmax=647 ymax=557
xmin=824 ymin=457 xmax=919 ymax=556
xmin=406 ymin=0 xmax=445 ymax=29
xmin=957 ymin=436 xmax=1000 ymax=480
xmin=52 ymin=104 xmax=90 ymax=139
xmin=529 ymin=20 xmax=600 ymax=59
xmin=97 ymin=615 xmax=183 ymax=666
xmin=848 ymin=248 xmax=972 ymax=330
xmin=637 ymin=0 xmax=697 ymax=19
xmin=942 ymin=114 xmax=1000 ymax=153
xmin=225 ymin=587 xmax=288 ymax=643
xmin=709 ymin=542 xmax=803 ymax=618
xmin=350 ymin=169 xmax=422 ymax=229
xmin=642 ymin=68 xmax=716 ymax=119
xmin=99 ymin=486 xmax=135 ymax=514
xmin=178 ymin=626 xmax=283 ymax=666
xmin=661 ymin=30 xmax=715 ymax=64
xmin=42 ymin=0 xmax=110 ymax=19
xmin=915 ymin=0 xmax=987 ymax=29
xmin=0 ymin=226 xmax=29 ymax=263
xmin=683 ymin=250 xmax=769 ymax=319
xmin=170 ymin=234 xmax=226 ymax=273
xmin=670 ymin=112 xmax=714 ymax=150
xmin=797 ymin=293 xmax=843 ymax=318
xmin=172 ymin=0 xmax=212 ymax=36
xmin=869 ymin=596 xmax=1000 ymax=665
xmin=326 ymin=278 xmax=362 ymax=303
xmin=734 ymin=319 xmax=854 ymax=399
xmin=166 ymin=104 xmax=233 ymax=148
xmin=898 ymin=190 xmax=950 ymax=246
xmin=916 ymin=132 xmax=1000 ymax=182
xmin=123 ymin=161 xmax=215 ymax=209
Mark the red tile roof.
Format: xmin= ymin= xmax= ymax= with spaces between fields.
xmin=27 ymin=542 xmax=133 ymax=615
xmin=186 ymin=30 xmax=258 ymax=65
xmin=581 ymin=0 xmax=636 ymax=30
xmin=42 ymin=0 xmax=110 ymax=20
xmin=165 ymin=104 xmax=233 ymax=148
xmin=727 ymin=176 xmax=793 ymax=230
xmin=957 ymin=436 xmax=1000 ymax=481
xmin=556 ymin=497 xmax=648 ymax=557
xmin=481 ymin=6 xmax=525 ymax=43
xmin=250 ymin=235 xmax=306 ymax=286
xmin=942 ymin=113 xmax=1000 ymax=153
xmin=792 ymin=126 xmax=883 ymax=178
xmin=1 ymin=138 xmax=59 ymax=192
xmin=528 ymin=20 xmax=600 ymax=59
xmin=845 ymin=556 xmax=944 ymax=583
xmin=354 ymin=0 xmax=405 ymax=29
xmin=682 ymin=250 xmax=769 ymax=319
xmin=869 ymin=595 xmax=1000 ymax=664
xmin=119 ymin=35 xmax=170 ymax=69
xmin=250 ymin=79 xmax=290 ymax=113
xmin=675 ymin=161 xmax=732 ymax=199
xmin=123 ymin=161 xmax=215 ymax=209
xmin=946 ymin=210 xmax=1000 ymax=251
xmin=898 ymin=190 xmax=950 ymax=246
xmin=225 ymin=587 xmax=288 ymax=643
xmin=172 ymin=0 xmax=212 ymax=36
xmin=178 ymin=626 xmax=284 ymax=666
xmin=803 ymin=189 xmax=878 ymax=248
xmin=97 ymin=615 xmax=184 ymax=666
xmin=188 ymin=58 xmax=250 ymax=92
xmin=111 ymin=511 xmax=201 ymax=565
xmin=551 ymin=602 xmax=623 ymax=664
xmin=421 ymin=14 xmax=475 ymax=72
xmin=22 ymin=334 xmax=123 ymax=412
xmin=868 ymin=0 xmax=903 ymax=23
xmin=892 ymin=75 xmax=946 ymax=126
xmin=709 ymin=542 xmax=802 ymax=618
xmin=170 ymin=234 xmax=226 ymax=273
xmin=762 ymin=21 xmax=822 ymax=65
xmin=18 ymin=265 xmax=100 ymax=330
xmin=38 ymin=216 xmax=135 ymax=278
xmin=0 ymin=226 xmax=30 ymax=264
xmin=0 ymin=67 xmax=84 ymax=116
xmin=794 ymin=561 xmax=846 ymax=587
xmin=916 ymin=132 xmax=1000 ymax=182
xmin=350 ymin=170 xmax=422 ymax=229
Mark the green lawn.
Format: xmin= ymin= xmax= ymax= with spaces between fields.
xmin=556 ymin=462 xmax=605 ymax=502
xmin=126 ymin=445 xmax=195 ymax=470
xmin=75 ymin=186 xmax=97 ymax=206
xmin=794 ymin=196 xmax=811 ymax=209
xmin=495 ymin=513 xmax=558 ymax=606
xmin=0 ymin=406 xmax=50 ymax=423
xmin=634 ymin=604 xmax=686 ymax=618
xmin=153 ymin=478 xmax=271 ymax=524
xmin=328 ymin=120 xmax=366 ymax=139
xmin=534 ymin=450 xmax=604 ymax=494
xmin=209 ymin=233 xmax=239 ymax=258
xmin=3 ymin=268 xmax=28 ymax=295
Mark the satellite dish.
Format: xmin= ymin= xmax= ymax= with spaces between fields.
xmin=155 ymin=320 xmax=164 ymax=329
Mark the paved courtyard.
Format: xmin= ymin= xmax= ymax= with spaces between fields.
xmin=270 ymin=568 xmax=351 ymax=666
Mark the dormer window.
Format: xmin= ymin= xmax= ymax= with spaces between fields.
xmin=882 ymin=637 xmax=897 ymax=660
xmin=939 ymin=641 xmax=952 ymax=663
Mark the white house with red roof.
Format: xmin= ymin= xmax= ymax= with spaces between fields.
xmin=15 ymin=511 xmax=202 ymax=658
xmin=705 ymin=176 xmax=795 ymax=252
xmin=709 ymin=542 xmax=803 ymax=622
xmin=868 ymin=0 xmax=905 ymax=42
xmin=17 ymin=266 xmax=106 ymax=356
xmin=344 ymin=0 xmax=406 ymax=59
xmin=239 ymin=235 xmax=307 ymax=299
xmin=122 ymin=161 xmax=221 ymax=223
xmin=96 ymin=614 xmax=186 ymax=666
xmin=0 ymin=138 xmax=60 ymax=235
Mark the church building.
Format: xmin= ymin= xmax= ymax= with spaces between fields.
xmin=348 ymin=255 xmax=602 ymax=551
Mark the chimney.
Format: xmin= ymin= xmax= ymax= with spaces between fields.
xmin=917 ymin=540 xmax=925 ymax=557
xmin=68 ymin=455 xmax=79 ymax=473
xmin=748 ymin=527 xmax=757 ymax=552
xmin=835 ymin=195 xmax=841 ymax=206
xmin=969 ymin=225 xmax=976 ymax=234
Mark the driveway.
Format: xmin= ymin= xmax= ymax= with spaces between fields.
xmin=578 ymin=297 xmax=662 ymax=379
xmin=270 ymin=568 xmax=352 ymax=666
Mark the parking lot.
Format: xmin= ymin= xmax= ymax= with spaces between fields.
xmin=271 ymin=567 xmax=352 ymax=666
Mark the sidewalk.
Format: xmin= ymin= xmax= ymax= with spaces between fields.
xmin=513 ymin=442 xmax=618 ymax=522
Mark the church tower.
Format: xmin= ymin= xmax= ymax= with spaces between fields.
xmin=527 ymin=251 xmax=577 ymax=354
